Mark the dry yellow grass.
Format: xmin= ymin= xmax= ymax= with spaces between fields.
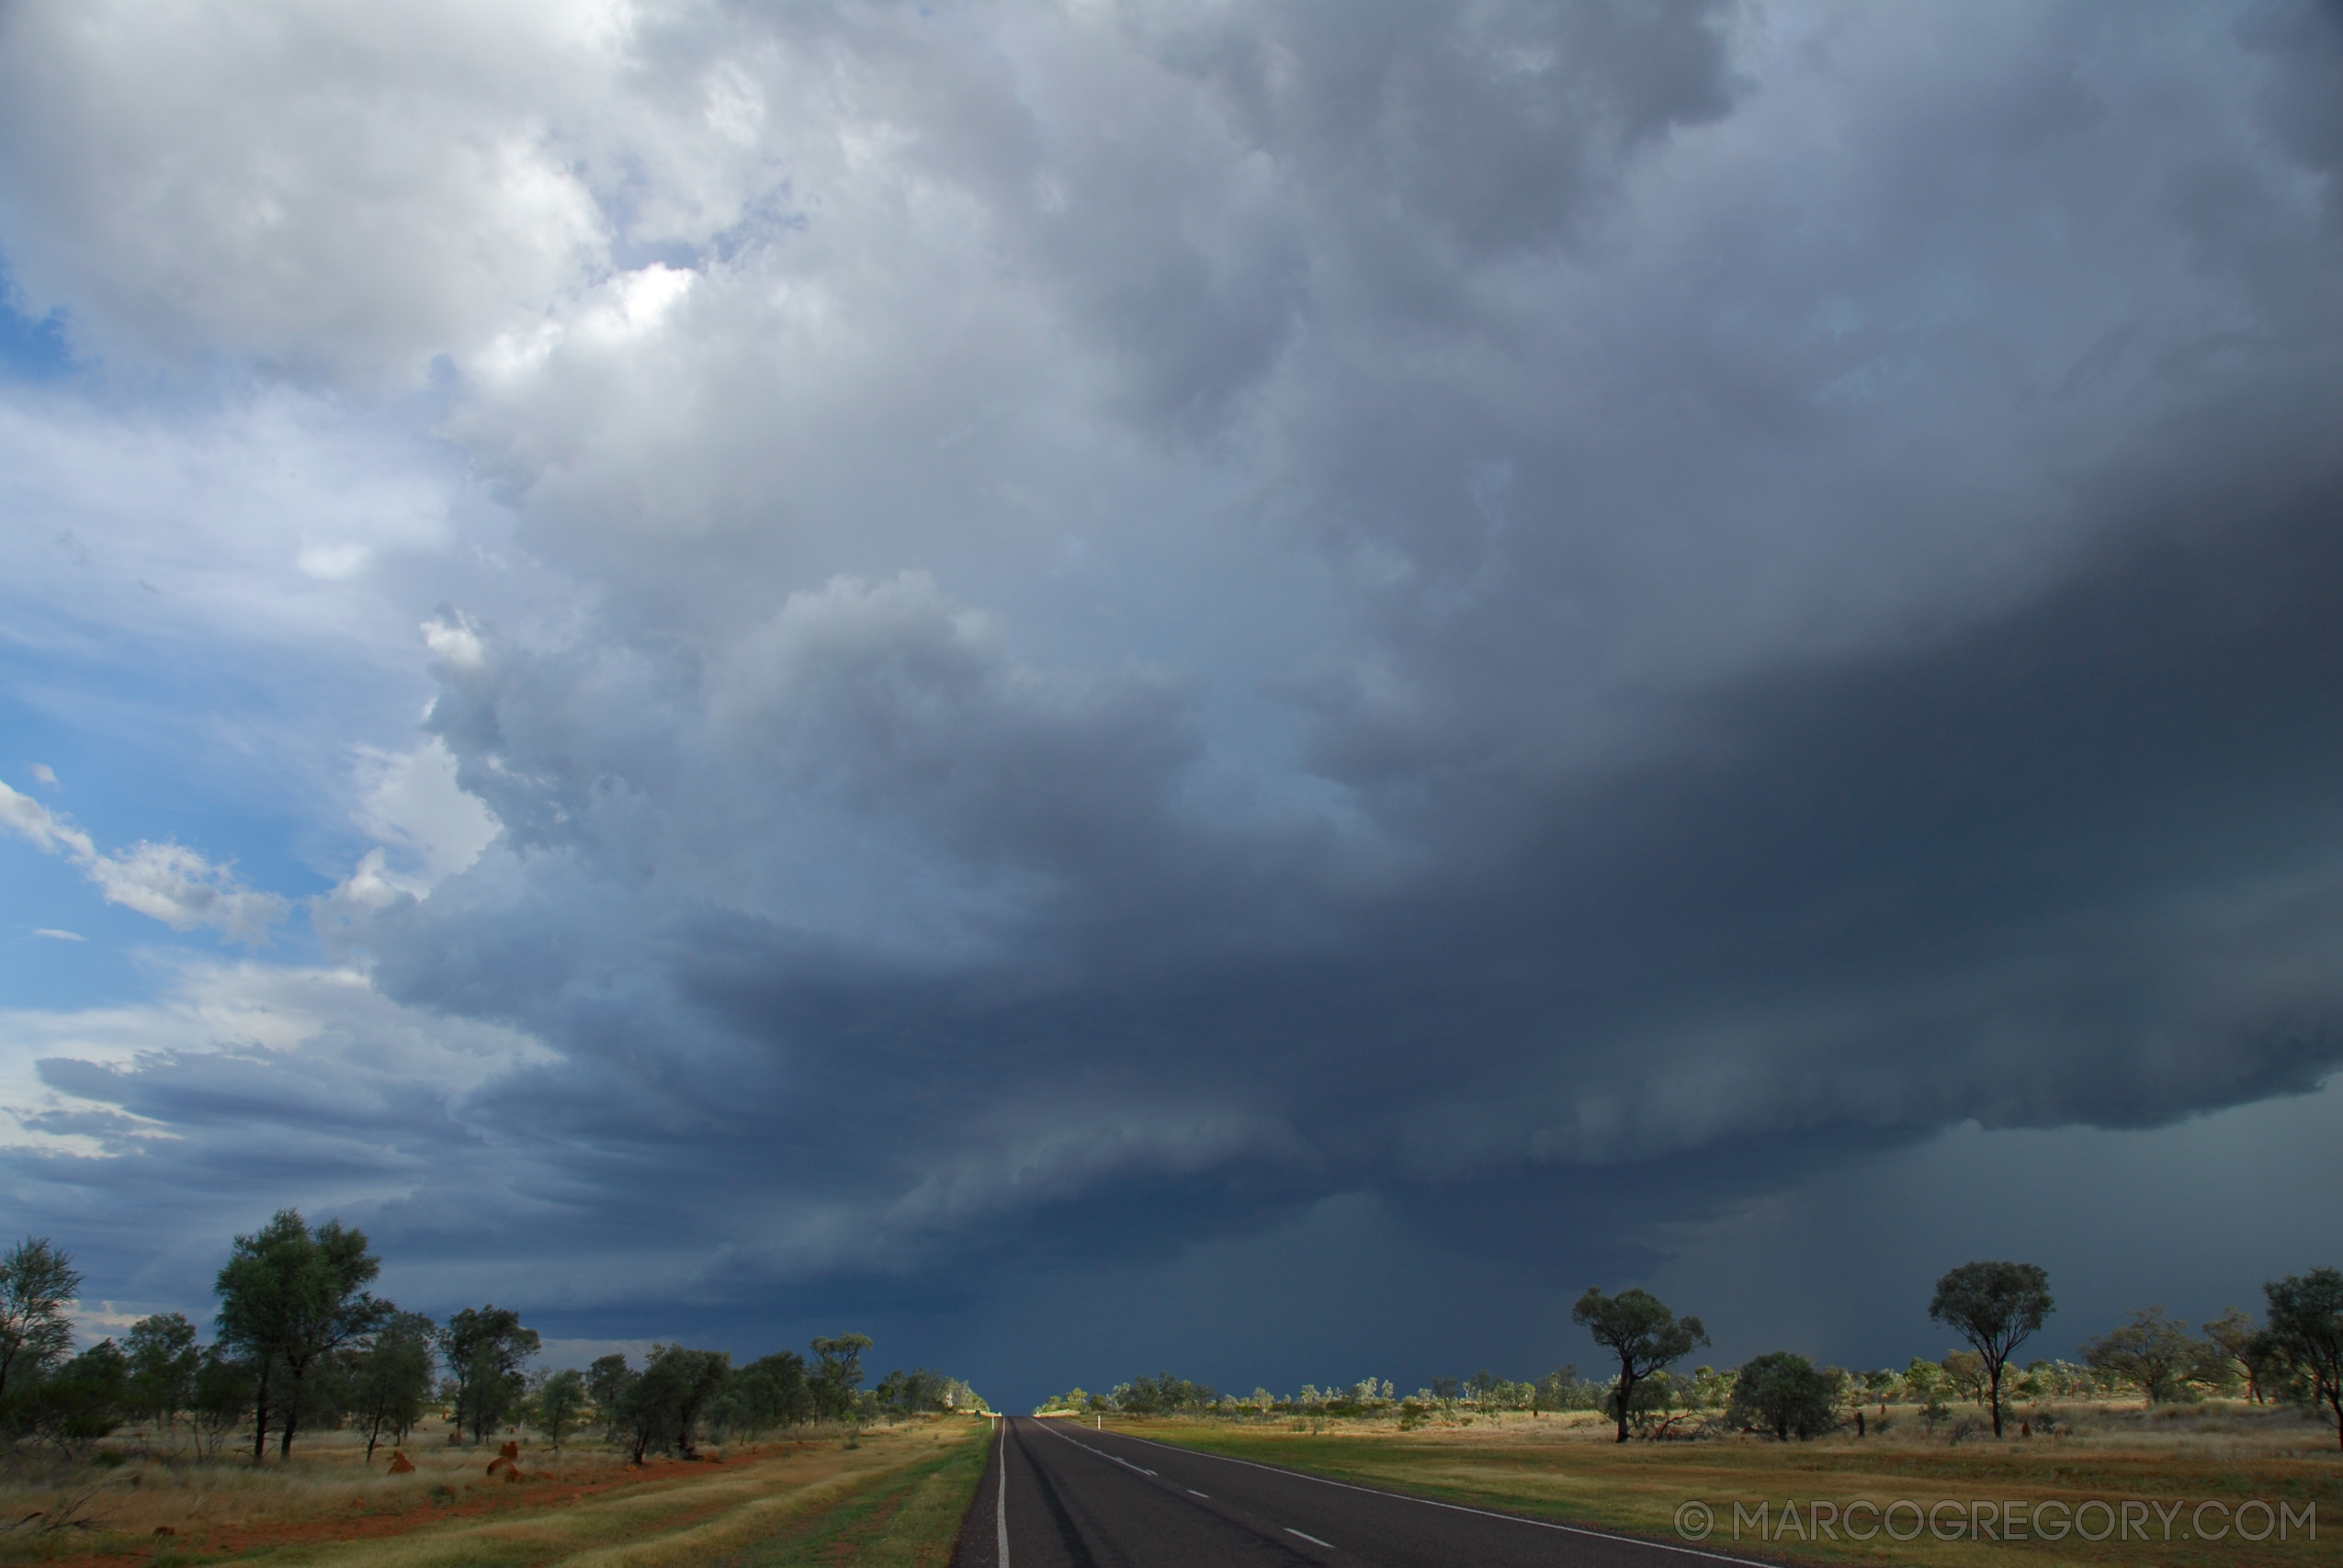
xmin=0 ymin=1415 xmax=988 ymax=1568
xmin=1127 ymin=1401 xmax=2343 ymax=1567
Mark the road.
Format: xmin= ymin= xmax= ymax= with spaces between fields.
xmin=951 ymin=1416 xmax=1764 ymax=1568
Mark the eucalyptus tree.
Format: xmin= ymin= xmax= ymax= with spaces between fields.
xmin=657 ymin=1347 xmax=732 ymax=1456
xmin=438 ymin=1305 xmax=541 ymax=1444
xmin=0 ymin=1236 xmax=82 ymax=1403
xmin=591 ymin=1346 xmax=732 ymax=1461
xmin=1928 ymin=1260 xmax=2053 ymax=1438
xmin=2081 ymin=1306 xmax=2202 ymax=1404
xmin=721 ymin=1349 xmax=812 ymax=1434
xmin=530 ymin=1367 xmax=587 ymax=1452
xmin=17 ymin=1338 xmax=126 ymax=1452
xmin=1572 ymin=1286 xmax=1708 ymax=1443
xmin=810 ymin=1334 xmax=872 ymax=1421
xmin=2200 ymin=1307 xmax=2259 ymax=1398
xmin=125 ymin=1312 xmax=201 ymax=1437
xmin=214 ymin=1211 xmax=388 ymax=1460
xmin=2264 ymin=1268 xmax=2343 ymax=1450
xmin=190 ymin=1348 xmax=250 ymax=1459
xmin=346 ymin=1311 xmax=437 ymax=1462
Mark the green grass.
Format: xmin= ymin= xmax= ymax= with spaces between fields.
xmin=719 ymin=1426 xmax=990 ymax=1567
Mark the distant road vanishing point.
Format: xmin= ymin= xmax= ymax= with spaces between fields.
xmin=952 ymin=1416 xmax=1764 ymax=1568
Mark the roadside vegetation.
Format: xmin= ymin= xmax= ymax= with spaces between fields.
xmin=0 ymin=1218 xmax=991 ymax=1565
xmin=1043 ymin=1260 xmax=2343 ymax=1565
xmin=1119 ymin=1407 xmax=2337 ymax=1567
xmin=1038 ymin=1261 xmax=2343 ymax=1449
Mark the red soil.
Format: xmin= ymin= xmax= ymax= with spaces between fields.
xmin=31 ymin=1449 xmax=767 ymax=1568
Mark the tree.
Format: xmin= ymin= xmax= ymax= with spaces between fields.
xmin=1534 ymin=1364 xmax=1596 ymax=1414
xmin=654 ymin=1347 xmax=731 ymax=1456
xmin=590 ymin=1354 xmax=655 ymax=1463
xmin=1941 ymin=1350 xmax=1986 ymax=1406
xmin=2081 ymin=1306 xmax=2202 ymax=1404
xmin=124 ymin=1312 xmax=201 ymax=1438
xmin=1111 ymin=1372 xmax=1217 ymax=1416
xmin=213 ymin=1211 xmax=388 ymax=1460
xmin=1928 ymin=1260 xmax=2052 ymax=1438
xmin=531 ymin=1367 xmax=587 ymax=1452
xmin=718 ymin=1350 xmax=812 ymax=1436
xmin=190 ymin=1348 xmax=250 ymax=1460
xmin=439 ymin=1305 xmax=541 ymax=1444
xmin=809 ymin=1333 xmax=872 ymax=1422
xmin=1572 ymin=1287 xmax=1709 ymax=1444
xmin=1688 ymin=1365 xmax=1735 ymax=1411
xmin=2241 ymin=1330 xmax=2290 ymax=1407
xmin=345 ymin=1311 xmax=436 ymax=1463
xmin=2201 ymin=1307 xmax=2262 ymax=1400
xmin=1726 ymin=1352 xmax=1841 ymax=1440
xmin=592 ymin=1346 xmax=732 ymax=1461
xmin=2263 ymin=1268 xmax=2343 ymax=1451
xmin=588 ymin=1355 xmax=635 ymax=1426
xmin=1616 ymin=1369 xmax=1694 ymax=1438
xmin=0 ymin=1237 xmax=83 ymax=1404
xmin=1034 ymin=1386 xmax=1092 ymax=1416
xmin=877 ymin=1368 xmax=962 ymax=1418
xmin=17 ymin=1339 xmax=126 ymax=1452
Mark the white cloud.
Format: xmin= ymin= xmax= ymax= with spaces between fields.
xmin=30 ymin=930 xmax=85 ymax=942
xmin=0 ymin=0 xmax=611 ymax=378
xmin=0 ymin=385 xmax=546 ymax=862
xmin=0 ymin=779 xmax=94 ymax=860
xmin=419 ymin=613 xmax=487 ymax=672
xmin=348 ymin=737 xmax=502 ymax=891
xmin=82 ymin=841 xmax=287 ymax=943
xmin=0 ymin=780 xmax=286 ymax=942
xmin=0 ymin=957 xmax=551 ymax=1158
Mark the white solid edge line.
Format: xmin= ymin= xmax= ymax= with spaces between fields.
xmin=996 ymin=1420 xmax=1011 ymax=1568
xmin=1286 ymin=1527 xmax=1335 ymax=1549
xmin=1090 ymin=1427 xmax=1771 ymax=1568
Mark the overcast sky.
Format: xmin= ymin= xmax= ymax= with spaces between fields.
xmin=4 ymin=0 xmax=2342 ymax=1411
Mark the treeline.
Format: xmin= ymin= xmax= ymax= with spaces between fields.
xmin=1036 ymin=1370 xmax=1613 ymax=1423
xmin=0 ymin=1213 xmax=988 ymax=1461
xmin=1039 ymin=1260 xmax=2343 ymax=1451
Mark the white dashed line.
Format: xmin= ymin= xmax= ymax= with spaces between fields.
xmin=1031 ymin=1420 xmax=1157 ymax=1474
xmin=995 ymin=1422 xmax=1011 ymax=1568
xmin=1286 ymin=1528 xmax=1334 ymax=1549
xmin=1092 ymin=1428 xmax=1774 ymax=1567
xmin=1188 ymin=1489 xmax=1209 ymax=1497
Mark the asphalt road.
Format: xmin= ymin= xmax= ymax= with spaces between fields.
xmin=951 ymin=1416 xmax=1765 ymax=1568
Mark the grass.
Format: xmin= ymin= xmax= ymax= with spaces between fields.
xmin=1118 ymin=1401 xmax=2343 ymax=1567
xmin=716 ymin=1423 xmax=989 ymax=1568
xmin=0 ymin=1416 xmax=989 ymax=1568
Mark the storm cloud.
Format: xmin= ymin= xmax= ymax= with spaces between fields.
xmin=3 ymin=0 xmax=2341 ymax=1402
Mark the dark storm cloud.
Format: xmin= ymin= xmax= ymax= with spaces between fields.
xmin=302 ymin=466 xmax=2343 ymax=1313
xmin=4 ymin=0 xmax=2342 ymax=1401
